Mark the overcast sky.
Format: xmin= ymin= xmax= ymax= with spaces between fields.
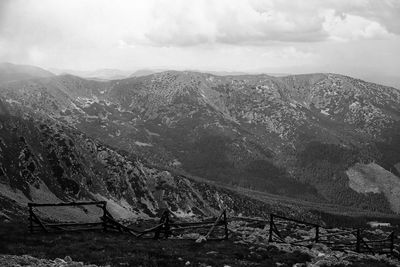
xmin=0 ymin=0 xmax=399 ymax=83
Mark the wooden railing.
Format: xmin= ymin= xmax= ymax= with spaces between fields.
xmin=27 ymin=201 xmax=396 ymax=256
xmin=268 ymin=213 xmax=320 ymax=243
xmin=233 ymin=213 xmax=396 ymax=257
xmin=28 ymin=201 xmax=108 ymax=233
xmin=28 ymin=202 xmax=228 ymax=240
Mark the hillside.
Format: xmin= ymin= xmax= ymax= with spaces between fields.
xmin=0 ymin=97 xmax=313 ymax=222
xmin=1 ymin=66 xmax=400 ymax=216
xmin=0 ymin=62 xmax=54 ymax=84
xmin=346 ymin=162 xmax=400 ymax=213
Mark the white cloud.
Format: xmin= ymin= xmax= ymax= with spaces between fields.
xmin=323 ymin=10 xmax=392 ymax=41
xmin=136 ymin=0 xmax=328 ymax=46
xmin=0 ymin=0 xmax=398 ymax=76
xmin=0 ymin=0 xmax=398 ymax=51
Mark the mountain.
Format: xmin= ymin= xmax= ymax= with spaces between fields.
xmin=129 ymin=69 xmax=161 ymax=77
xmin=1 ymin=69 xmax=400 ymax=219
xmin=0 ymin=101 xmax=297 ymax=222
xmin=0 ymin=62 xmax=54 ymax=83
xmin=50 ymin=68 xmax=131 ymax=80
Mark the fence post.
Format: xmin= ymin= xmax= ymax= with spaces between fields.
xmin=223 ymin=210 xmax=228 ymax=240
xmin=102 ymin=202 xmax=107 ymax=232
xmin=356 ymin=229 xmax=361 ymax=253
xmin=268 ymin=214 xmax=274 ymax=242
xmin=154 ymin=210 xmax=165 ymax=240
xmin=390 ymin=232 xmax=394 ymax=255
xmin=28 ymin=204 xmax=33 ymax=233
xmin=164 ymin=210 xmax=170 ymax=239
xmin=315 ymin=226 xmax=319 ymax=243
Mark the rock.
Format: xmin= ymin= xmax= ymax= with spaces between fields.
xmin=183 ymin=233 xmax=201 ymax=239
xmin=249 ymin=251 xmax=262 ymax=260
xmin=195 ymin=235 xmax=207 ymax=243
xmin=255 ymin=247 xmax=268 ymax=253
xmin=266 ymin=245 xmax=279 ymax=253
xmin=311 ymin=259 xmax=333 ymax=267
xmin=0 ymin=254 xmax=101 ymax=267
xmin=55 ymin=258 xmax=67 ymax=264
xmin=311 ymin=243 xmax=331 ymax=254
xmin=68 ymin=262 xmax=84 ymax=267
xmin=185 ymin=261 xmax=191 ymax=265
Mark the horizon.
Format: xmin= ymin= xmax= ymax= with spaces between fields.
xmin=2 ymin=60 xmax=400 ymax=89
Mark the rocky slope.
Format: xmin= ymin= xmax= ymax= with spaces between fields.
xmin=1 ymin=65 xmax=400 ymax=216
xmin=0 ymin=98 xmax=306 ymax=222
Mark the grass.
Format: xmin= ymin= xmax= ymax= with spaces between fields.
xmin=0 ymin=220 xmax=398 ymax=267
xmin=0 ymin=222 xmax=313 ymax=267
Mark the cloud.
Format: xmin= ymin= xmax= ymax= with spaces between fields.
xmin=140 ymin=0 xmax=328 ymax=46
xmin=0 ymin=0 xmax=398 ymax=53
xmin=328 ymin=0 xmax=400 ymax=35
xmin=0 ymin=0 xmax=398 ymax=76
xmin=322 ymin=10 xmax=393 ymax=41
xmin=135 ymin=0 xmax=399 ymax=46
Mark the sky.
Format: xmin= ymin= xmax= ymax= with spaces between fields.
xmin=0 ymin=0 xmax=399 ymax=85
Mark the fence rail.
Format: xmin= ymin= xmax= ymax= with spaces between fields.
xmin=234 ymin=213 xmax=396 ymax=257
xmin=27 ymin=201 xmax=397 ymax=257
xmin=28 ymin=202 xmax=228 ymax=241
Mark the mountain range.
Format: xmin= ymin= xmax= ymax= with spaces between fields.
xmin=0 ymin=62 xmax=400 ymax=222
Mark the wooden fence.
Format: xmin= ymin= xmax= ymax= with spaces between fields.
xmin=233 ymin=213 xmax=397 ymax=257
xmin=28 ymin=201 xmax=396 ymax=256
xmin=28 ymin=201 xmax=108 ymax=233
xmin=28 ymin=202 xmax=228 ymax=240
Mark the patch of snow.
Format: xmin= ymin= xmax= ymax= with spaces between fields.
xmin=171 ymin=159 xmax=182 ymax=167
xmin=349 ymin=101 xmax=360 ymax=109
xmin=69 ymin=102 xmax=84 ymax=113
xmin=320 ymin=109 xmax=330 ymax=116
xmin=145 ymin=129 xmax=160 ymax=137
xmin=368 ymin=221 xmax=391 ymax=228
xmin=134 ymin=141 xmax=153 ymax=147
xmin=346 ymin=162 xmax=400 ymax=213
xmin=5 ymin=99 xmax=21 ymax=105
xmin=173 ymin=208 xmax=195 ymax=218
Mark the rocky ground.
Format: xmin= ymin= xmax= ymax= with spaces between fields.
xmin=1 ymin=218 xmax=399 ymax=267
xmin=228 ymin=219 xmax=400 ymax=266
xmin=0 ymin=255 xmax=98 ymax=267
